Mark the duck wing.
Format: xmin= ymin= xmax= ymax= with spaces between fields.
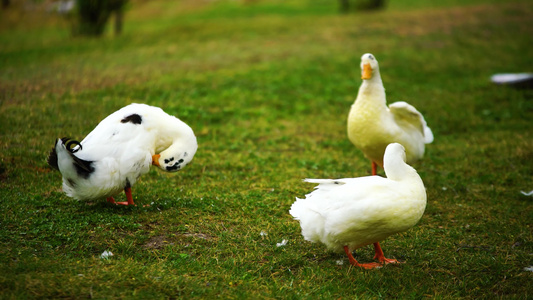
xmin=300 ymin=177 xmax=398 ymax=214
xmin=389 ymin=101 xmax=433 ymax=144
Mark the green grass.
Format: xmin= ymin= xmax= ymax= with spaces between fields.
xmin=1 ymin=0 xmax=532 ymax=298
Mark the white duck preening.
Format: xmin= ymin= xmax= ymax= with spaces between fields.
xmin=347 ymin=53 xmax=433 ymax=175
xmin=290 ymin=143 xmax=427 ymax=269
xmin=48 ymin=103 xmax=198 ymax=206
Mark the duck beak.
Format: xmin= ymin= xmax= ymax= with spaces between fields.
xmin=362 ymin=63 xmax=372 ymax=80
xmin=152 ymin=154 xmax=161 ymax=167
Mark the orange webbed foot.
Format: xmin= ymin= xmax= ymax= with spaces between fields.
xmin=377 ymin=257 xmax=402 ymax=265
xmin=106 ymin=188 xmax=137 ymax=206
xmin=358 ymin=262 xmax=384 ymax=269
xmin=344 ymin=246 xmax=383 ymax=269
xmin=373 ymin=242 xmax=402 ymax=265
xmin=114 ymin=201 xmax=135 ymax=206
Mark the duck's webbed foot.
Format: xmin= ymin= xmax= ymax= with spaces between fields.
xmin=373 ymin=242 xmax=402 ymax=265
xmin=344 ymin=246 xmax=383 ymax=269
xmin=112 ymin=187 xmax=136 ymax=206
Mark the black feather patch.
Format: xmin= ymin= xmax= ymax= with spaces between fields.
xmin=67 ymin=178 xmax=77 ymax=188
xmin=166 ymin=164 xmax=181 ymax=171
xmin=73 ymin=156 xmax=95 ymax=179
xmin=47 ymin=139 xmax=60 ymax=171
xmin=121 ymin=114 xmax=142 ymax=125
xmin=165 ymin=159 xmax=184 ymax=171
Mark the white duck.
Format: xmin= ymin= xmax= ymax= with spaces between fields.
xmin=290 ymin=143 xmax=426 ymax=269
xmin=48 ymin=103 xmax=198 ymax=206
xmin=347 ymin=53 xmax=433 ymax=175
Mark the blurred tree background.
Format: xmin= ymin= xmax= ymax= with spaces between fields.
xmin=75 ymin=0 xmax=128 ymax=36
xmin=0 ymin=0 xmax=385 ymax=36
xmin=339 ymin=0 xmax=386 ymax=12
xmin=0 ymin=0 xmax=128 ymax=36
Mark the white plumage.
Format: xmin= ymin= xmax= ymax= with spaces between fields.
xmin=347 ymin=53 xmax=433 ymax=174
xmin=290 ymin=143 xmax=427 ymax=269
xmin=48 ymin=103 xmax=198 ymax=205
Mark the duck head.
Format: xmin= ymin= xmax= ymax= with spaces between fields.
xmin=152 ymin=137 xmax=198 ymax=172
xmin=360 ymin=53 xmax=379 ymax=80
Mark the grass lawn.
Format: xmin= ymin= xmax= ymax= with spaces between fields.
xmin=1 ymin=0 xmax=532 ymax=298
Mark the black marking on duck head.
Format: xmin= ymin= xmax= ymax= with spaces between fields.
xmin=166 ymin=164 xmax=181 ymax=171
xmin=121 ymin=114 xmax=142 ymax=125
xmin=165 ymin=158 xmax=185 ymax=172
xmin=164 ymin=157 xmax=174 ymax=164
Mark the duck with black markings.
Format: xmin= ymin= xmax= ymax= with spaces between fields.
xmin=48 ymin=103 xmax=198 ymax=206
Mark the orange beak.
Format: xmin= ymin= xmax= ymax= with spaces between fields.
xmin=152 ymin=154 xmax=161 ymax=167
xmin=362 ymin=63 xmax=372 ymax=80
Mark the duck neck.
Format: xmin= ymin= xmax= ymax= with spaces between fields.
xmin=355 ymin=72 xmax=386 ymax=107
xmin=384 ymin=156 xmax=421 ymax=184
xmin=160 ymin=127 xmax=197 ymax=158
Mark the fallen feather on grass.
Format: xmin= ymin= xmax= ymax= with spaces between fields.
xmin=100 ymin=250 xmax=113 ymax=259
xmin=520 ymin=190 xmax=533 ymax=196
xmin=524 ymin=266 xmax=533 ymax=272
xmin=276 ymin=239 xmax=287 ymax=247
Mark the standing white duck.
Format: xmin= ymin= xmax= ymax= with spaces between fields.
xmin=48 ymin=103 xmax=198 ymax=206
xmin=347 ymin=53 xmax=433 ymax=175
xmin=290 ymin=143 xmax=427 ymax=269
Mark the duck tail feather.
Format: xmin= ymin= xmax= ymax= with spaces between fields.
xmin=49 ymin=137 xmax=94 ymax=177
xmin=47 ymin=138 xmax=61 ymax=171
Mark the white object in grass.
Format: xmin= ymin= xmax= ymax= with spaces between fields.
xmin=276 ymin=239 xmax=288 ymax=247
xmin=520 ymin=190 xmax=533 ymax=196
xmin=491 ymin=73 xmax=533 ymax=85
xmin=100 ymin=250 xmax=113 ymax=259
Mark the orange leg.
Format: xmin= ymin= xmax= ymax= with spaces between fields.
xmin=372 ymin=161 xmax=378 ymax=176
xmin=107 ymin=197 xmax=116 ymax=204
xmin=343 ymin=246 xmax=382 ymax=269
xmin=114 ymin=187 xmax=135 ymax=206
xmin=373 ymin=242 xmax=401 ymax=264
